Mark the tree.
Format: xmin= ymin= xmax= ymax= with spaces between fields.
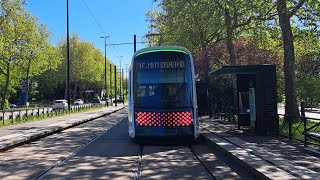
xmin=19 ymin=16 xmax=61 ymax=105
xmin=0 ymin=0 xmax=33 ymax=109
xmin=276 ymin=0 xmax=319 ymax=115
xmin=147 ymin=0 xmax=223 ymax=55
xmin=55 ymin=34 xmax=115 ymax=102
xmin=295 ymin=31 xmax=320 ymax=107
xmin=195 ymin=38 xmax=279 ymax=77
xmin=214 ymin=0 xmax=277 ymax=65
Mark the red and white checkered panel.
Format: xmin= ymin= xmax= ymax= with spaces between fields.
xmin=135 ymin=111 xmax=192 ymax=127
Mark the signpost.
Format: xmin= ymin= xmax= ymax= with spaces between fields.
xmin=20 ymin=79 xmax=27 ymax=106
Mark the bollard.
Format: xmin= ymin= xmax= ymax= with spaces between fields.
xmin=2 ymin=111 xmax=4 ymax=125
xmin=288 ymin=115 xmax=292 ymax=141
xmin=301 ymin=102 xmax=307 ymax=147
xmin=11 ymin=110 xmax=14 ymax=124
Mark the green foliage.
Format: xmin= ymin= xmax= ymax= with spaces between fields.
xmin=0 ymin=0 xmax=37 ymax=108
xmin=149 ymin=0 xmax=320 ymax=111
xmin=35 ymin=34 xmax=118 ymax=101
xmin=4 ymin=99 xmax=8 ymax=109
xmin=147 ymin=0 xmax=223 ymax=54
xmin=295 ymin=35 xmax=320 ymax=107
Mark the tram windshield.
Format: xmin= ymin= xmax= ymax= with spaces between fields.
xmin=133 ymin=51 xmax=192 ymax=109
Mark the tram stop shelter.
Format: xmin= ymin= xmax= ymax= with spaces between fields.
xmin=208 ymin=65 xmax=278 ymax=135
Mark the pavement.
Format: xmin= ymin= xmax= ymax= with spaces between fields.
xmin=199 ymin=116 xmax=320 ymax=180
xmin=0 ymin=104 xmax=126 ymax=152
xmin=1 ymin=105 xmax=320 ymax=179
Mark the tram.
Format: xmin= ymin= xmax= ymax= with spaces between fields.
xmin=128 ymin=46 xmax=199 ymax=141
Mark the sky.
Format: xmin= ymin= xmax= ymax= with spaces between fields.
xmin=25 ymin=0 xmax=158 ymax=70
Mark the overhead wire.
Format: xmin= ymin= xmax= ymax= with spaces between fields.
xmin=81 ymin=0 xmax=107 ymax=37
xmin=81 ymin=0 xmax=121 ymax=66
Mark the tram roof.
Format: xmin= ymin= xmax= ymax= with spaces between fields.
xmin=134 ymin=46 xmax=191 ymax=58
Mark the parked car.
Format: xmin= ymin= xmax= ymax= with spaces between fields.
xmin=92 ymin=98 xmax=101 ymax=105
xmin=74 ymin=99 xmax=84 ymax=105
xmin=52 ymin=99 xmax=68 ymax=110
xmin=113 ymin=97 xmax=123 ymax=103
xmin=9 ymin=103 xmax=17 ymax=108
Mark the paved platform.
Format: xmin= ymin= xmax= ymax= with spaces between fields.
xmin=199 ymin=116 xmax=320 ymax=180
xmin=0 ymin=105 xmax=126 ymax=152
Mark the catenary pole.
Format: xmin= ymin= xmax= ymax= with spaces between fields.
xmin=100 ymin=36 xmax=109 ymax=106
xmin=67 ymin=0 xmax=71 ymax=111
xmin=114 ymin=65 xmax=117 ymax=107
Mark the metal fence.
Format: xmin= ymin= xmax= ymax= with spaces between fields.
xmin=210 ymin=105 xmax=320 ymax=149
xmin=210 ymin=105 xmax=238 ymax=122
xmin=279 ymin=114 xmax=320 ymax=147
xmin=0 ymin=103 xmax=104 ymax=126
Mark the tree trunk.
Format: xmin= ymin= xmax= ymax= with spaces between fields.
xmin=64 ymin=80 xmax=68 ymax=99
xmin=224 ymin=8 xmax=238 ymax=110
xmin=225 ymin=9 xmax=237 ymax=66
xmin=1 ymin=64 xmax=10 ymax=110
xmin=24 ymin=60 xmax=31 ymax=106
xmin=226 ymin=30 xmax=237 ymax=66
xmin=73 ymin=82 xmax=77 ymax=102
xmin=79 ymin=83 xmax=83 ymax=99
xmin=277 ymin=0 xmax=299 ymax=116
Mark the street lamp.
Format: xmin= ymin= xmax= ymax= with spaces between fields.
xmin=117 ymin=56 xmax=123 ymax=102
xmin=100 ymin=36 xmax=110 ymax=105
xmin=67 ymin=0 xmax=71 ymax=111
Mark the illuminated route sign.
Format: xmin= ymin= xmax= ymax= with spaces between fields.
xmin=137 ymin=61 xmax=185 ymax=70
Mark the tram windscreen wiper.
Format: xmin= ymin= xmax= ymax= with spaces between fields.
xmin=167 ymin=84 xmax=186 ymax=106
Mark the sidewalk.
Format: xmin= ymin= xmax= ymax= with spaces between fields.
xmin=0 ymin=105 xmax=126 ymax=152
xmin=199 ymin=116 xmax=320 ymax=180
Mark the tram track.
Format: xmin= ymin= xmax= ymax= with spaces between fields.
xmin=34 ymin=120 xmax=116 ymax=180
xmin=136 ymin=143 xmax=218 ymax=180
xmin=132 ymin=144 xmax=144 ymax=180
xmin=136 ymin=138 xmax=255 ymax=180
xmin=187 ymin=145 xmax=217 ymax=180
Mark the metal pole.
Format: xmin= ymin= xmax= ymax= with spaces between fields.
xmin=104 ymin=38 xmax=107 ymax=101
xmin=110 ymin=63 xmax=112 ymax=102
xmin=114 ymin=65 xmax=117 ymax=107
xmin=122 ymin=69 xmax=124 ymax=105
xmin=67 ymin=0 xmax=71 ymax=111
xmin=125 ymin=65 xmax=128 ymax=97
xmin=119 ymin=69 xmax=122 ymax=103
xmin=134 ymin=35 xmax=136 ymax=53
xmin=301 ymin=102 xmax=307 ymax=147
xmin=100 ymin=36 xmax=109 ymax=105
xmin=288 ymin=115 xmax=292 ymax=141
